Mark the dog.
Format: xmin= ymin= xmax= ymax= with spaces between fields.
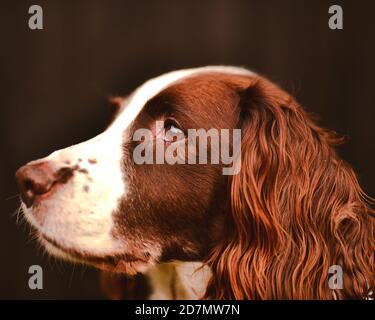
xmin=16 ymin=66 xmax=374 ymax=299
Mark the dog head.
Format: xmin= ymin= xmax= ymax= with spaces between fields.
xmin=15 ymin=66 xmax=253 ymax=273
xmin=16 ymin=66 xmax=374 ymax=299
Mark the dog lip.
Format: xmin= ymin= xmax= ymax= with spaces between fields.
xmin=40 ymin=234 xmax=147 ymax=265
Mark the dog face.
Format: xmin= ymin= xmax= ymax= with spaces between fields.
xmin=16 ymin=66 xmax=254 ymax=274
xmin=16 ymin=66 xmax=374 ymax=299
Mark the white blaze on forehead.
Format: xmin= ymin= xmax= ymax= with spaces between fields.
xmin=22 ymin=65 xmax=254 ymax=257
xmin=110 ymin=65 xmax=255 ymax=133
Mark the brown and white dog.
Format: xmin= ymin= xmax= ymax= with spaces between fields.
xmin=16 ymin=66 xmax=374 ymax=299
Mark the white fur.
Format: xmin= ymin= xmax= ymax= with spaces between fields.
xmin=147 ymin=262 xmax=211 ymax=300
xmin=22 ymin=66 xmax=254 ymax=259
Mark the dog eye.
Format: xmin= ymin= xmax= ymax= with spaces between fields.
xmin=163 ymin=120 xmax=185 ymax=142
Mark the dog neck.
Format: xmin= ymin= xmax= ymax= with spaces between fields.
xmin=146 ymin=261 xmax=211 ymax=300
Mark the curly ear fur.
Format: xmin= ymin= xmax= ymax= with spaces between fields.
xmin=204 ymin=77 xmax=374 ymax=299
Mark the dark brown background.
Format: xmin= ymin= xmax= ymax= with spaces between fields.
xmin=0 ymin=0 xmax=374 ymax=299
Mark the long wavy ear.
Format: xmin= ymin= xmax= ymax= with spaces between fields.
xmin=204 ymin=76 xmax=374 ymax=299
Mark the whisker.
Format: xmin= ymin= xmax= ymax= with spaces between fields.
xmin=69 ymin=262 xmax=76 ymax=288
xmin=13 ymin=204 xmax=24 ymax=226
xmin=5 ymin=193 xmax=20 ymax=201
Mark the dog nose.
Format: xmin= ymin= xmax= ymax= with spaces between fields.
xmin=15 ymin=162 xmax=63 ymax=208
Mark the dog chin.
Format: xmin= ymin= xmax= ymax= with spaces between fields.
xmin=39 ymin=236 xmax=83 ymax=264
xmin=21 ymin=203 xmax=154 ymax=275
xmin=37 ymin=231 xmax=152 ymax=275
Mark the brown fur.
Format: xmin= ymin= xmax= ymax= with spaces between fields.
xmin=204 ymin=76 xmax=374 ymax=299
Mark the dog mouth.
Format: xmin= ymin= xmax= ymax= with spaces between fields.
xmin=21 ymin=203 xmax=153 ymax=275
xmin=39 ymin=233 xmax=150 ymax=275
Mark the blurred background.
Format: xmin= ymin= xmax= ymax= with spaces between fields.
xmin=0 ymin=0 xmax=374 ymax=299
